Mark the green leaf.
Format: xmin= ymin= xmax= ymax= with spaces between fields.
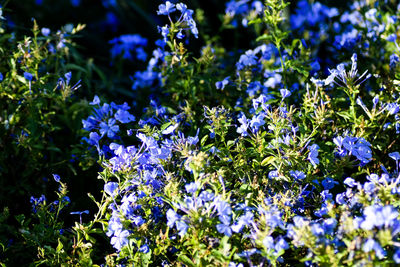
xmin=160 ymin=122 xmax=172 ymax=131
xmin=261 ymin=156 xmax=275 ymax=167
xmin=256 ymin=34 xmax=274 ymax=43
xmin=201 ymin=134 xmax=208 ymax=146
xmin=248 ymin=18 xmax=263 ymax=25
xmin=56 ymin=239 xmax=63 ymax=253
xmin=177 ymin=255 xmax=195 ymax=267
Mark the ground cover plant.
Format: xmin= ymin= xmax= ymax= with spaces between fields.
xmin=2 ymin=0 xmax=400 ymax=266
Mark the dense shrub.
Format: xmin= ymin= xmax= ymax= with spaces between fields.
xmin=2 ymin=0 xmax=400 ymax=266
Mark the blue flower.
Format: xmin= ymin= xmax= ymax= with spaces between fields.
xmin=307 ymin=144 xmax=320 ymax=167
xmin=0 ymin=72 xmax=3 ymax=82
xmin=389 ymin=152 xmax=400 ymax=161
xmin=215 ymin=76 xmax=230 ymax=90
xmin=167 ymin=209 xmax=180 ymax=228
xmin=114 ymin=109 xmax=135 ymax=124
xmin=237 ymin=49 xmax=257 ymax=70
xmin=249 ymin=113 xmax=265 ymax=133
xmin=157 ymin=1 xmax=176 ymax=15
xmin=386 ymin=103 xmax=400 ymax=115
xmin=104 ymin=182 xmax=119 ymax=197
xmin=110 ymin=229 xmax=130 ymax=251
xmin=289 ymin=170 xmax=306 ymax=180
xmin=139 ymin=244 xmax=150 ymax=254
xmin=216 ymin=223 xmax=232 ymax=237
xmin=176 ymin=221 xmax=188 ymax=236
xmin=162 ymin=123 xmax=179 ymax=135
xmin=322 ymin=178 xmax=338 ymax=190
xmin=41 ymin=27 xmax=50 ymax=36
xmin=158 ymin=25 xmax=170 ymax=42
xmin=52 ymin=174 xmax=61 ymax=183
xmin=343 ymin=177 xmax=357 ymax=187
xmin=390 ymin=54 xmax=399 ymax=68
xmin=99 ymin=119 xmax=119 ymax=138
xmin=263 ymin=236 xmax=274 ymax=250
xmin=394 ymin=250 xmax=400 ymax=263
xmin=24 ymin=72 xmax=33 ymax=81
xmin=216 ymin=200 xmax=232 ymax=217
xmin=280 ymin=89 xmax=291 ymax=99
xmin=185 ymin=182 xmax=199 ymax=194
xmin=275 ymin=237 xmax=289 ymax=251
xmin=237 ymin=113 xmax=249 ymax=137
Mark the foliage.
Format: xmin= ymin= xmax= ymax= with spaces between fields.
xmin=3 ymin=0 xmax=400 ymax=266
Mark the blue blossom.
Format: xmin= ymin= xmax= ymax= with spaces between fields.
xmin=322 ymin=178 xmax=338 ymax=190
xmin=215 ymin=76 xmax=230 ymax=90
xmin=104 ymin=182 xmax=119 ymax=197
xmin=114 ymin=109 xmax=135 ymax=124
xmin=41 ymin=27 xmax=50 ymax=36
xmin=237 ymin=49 xmax=257 ymax=70
xmin=176 ymin=221 xmax=188 ymax=236
xmin=343 ymin=177 xmax=357 ymax=187
xmin=336 ymin=136 xmax=372 ymax=164
xmin=216 ymin=223 xmax=232 ymax=236
xmin=139 ymin=244 xmax=150 ymax=254
xmin=177 ymin=30 xmax=185 ymax=39
xmin=24 ymin=72 xmax=33 ymax=81
xmin=389 ymin=152 xmax=400 ymax=161
xmin=216 ymin=200 xmax=232 ymax=217
xmin=99 ymin=119 xmax=119 ymax=138
xmin=280 ymin=89 xmax=291 ymax=99
xmin=52 ymin=174 xmax=61 ymax=183
xmin=387 ymin=103 xmax=400 ymax=115
xmin=307 ymin=144 xmax=319 ymax=167
xmin=109 ymin=34 xmax=147 ymax=61
xmin=0 ymin=72 xmax=3 ymax=82
xmin=185 ymin=182 xmax=199 ymax=194
xmin=110 ymin=229 xmax=130 ymax=251
xmin=157 ymin=1 xmax=176 ymax=15
xmin=249 ymin=113 xmax=265 ymax=133
xmin=390 ymin=54 xmax=399 ymax=68
xmin=162 ymin=123 xmax=178 ymax=135
xmin=167 ymin=209 xmax=180 ymax=228
xmin=263 ymin=236 xmax=274 ymax=250
xmin=275 ymin=237 xmax=289 ymax=251
xmin=394 ymin=250 xmax=400 ymax=263
xmin=237 ymin=113 xmax=249 ymax=137
xmin=289 ymin=170 xmax=306 ymax=180
xmin=158 ymin=25 xmax=170 ymax=42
